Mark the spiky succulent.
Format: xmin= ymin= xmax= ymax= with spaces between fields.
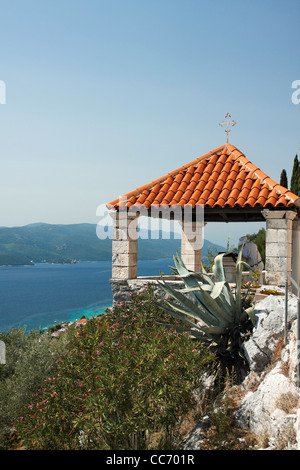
xmin=157 ymin=247 xmax=255 ymax=359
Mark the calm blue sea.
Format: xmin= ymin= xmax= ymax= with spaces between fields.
xmin=0 ymin=259 xmax=173 ymax=332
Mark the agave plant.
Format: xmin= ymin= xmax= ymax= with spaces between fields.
xmin=156 ymin=247 xmax=255 ymax=365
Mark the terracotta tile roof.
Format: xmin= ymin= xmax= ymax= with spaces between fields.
xmin=107 ymin=144 xmax=300 ymax=211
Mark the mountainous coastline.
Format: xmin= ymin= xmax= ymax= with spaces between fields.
xmin=0 ymin=223 xmax=225 ymax=266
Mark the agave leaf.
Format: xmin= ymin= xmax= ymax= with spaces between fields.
xmin=223 ymin=281 xmax=237 ymax=319
xmin=164 ymin=299 xmax=211 ymax=328
xmin=158 ymin=281 xmax=219 ymax=325
xmin=181 ymin=284 xmax=212 ymax=293
xmin=163 ymin=301 xmax=206 ymax=330
xmin=156 ymin=248 xmax=255 ymax=359
xmin=173 ymin=253 xmax=192 ymax=278
xmin=160 ymin=321 xmax=224 ymax=344
xmin=202 ymin=325 xmax=228 ymax=335
xmin=160 ymin=270 xmax=223 ymax=324
xmin=240 ymin=306 xmax=256 ymax=326
xmin=195 ymin=276 xmax=234 ymax=319
xmin=210 ymin=281 xmax=226 ymax=299
xmin=236 ymin=260 xmax=253 ymax=274
xmin=174 ymin=254 xmax=214 ymax=291
xmin=199 ymin=287 xmax=234 ymax=325
xmin=156 ymin=301 xmax=221 ymax=342
xmin=212 ymin=253 xmax=228 ymax=282
xmin=161 ymin=259 xmax=234 ymax=327
xmin=192 ymin=272 xmax=214 ymax=287
xmin=213 ymin=280 xmax=236 ymax=317
xmin=157 ymin=280 xmax=220 ymax=326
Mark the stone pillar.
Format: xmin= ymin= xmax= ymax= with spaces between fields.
xmin=262 ymin=209 xmax=297 ymax=286
xmin=111 ymin=212 xmax=138 ymax=279
xmin=180 ymin=221 xmax=204 ymax=272
xmin=292 ymin=217 xmax=300 ymax=291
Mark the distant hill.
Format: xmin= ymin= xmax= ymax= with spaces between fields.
xmin=0 ymin=223 xmax=225 ymax=266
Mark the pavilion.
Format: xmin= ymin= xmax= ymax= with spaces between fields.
xmin=107 ymin=143 xmax=300 ymax=302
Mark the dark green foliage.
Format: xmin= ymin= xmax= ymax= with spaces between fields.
xmin=0 ymin=327 xmax=69 ymax=449
xmin=12 ymin=291 xmax=215 ymax=450
xmin=0 ymin=223 xmax=224 ymax=266
xmin=290 ymin=154 xmax=300 ymax=196
xmin=0 ymin=223 xmax=181 ymax=265
xmin=280 ymin=169 xmax=288 ymax=189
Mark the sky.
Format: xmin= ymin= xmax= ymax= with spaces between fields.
xmin=0 ymin=0 xmax=299 ymax=246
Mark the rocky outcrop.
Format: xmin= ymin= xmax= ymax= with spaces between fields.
xmin=242 ymin=294 xmax=298 ymax=373
xmin=235 ymin=293 xmax=300 ymax=449
xmin=184 ymin=292 xmax=300 ymax=450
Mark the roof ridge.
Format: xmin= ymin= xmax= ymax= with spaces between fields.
xmin=108 ymin=145 xmax=227 ymax=206
xmin=107 ymin=143 xmax=300 ymax=210
xmin=225 ymin=144 xmax=299 ymax=204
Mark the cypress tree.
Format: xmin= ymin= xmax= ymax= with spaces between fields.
xmin=290 ymin=154 xmax=299 ymax=196
xmin=280 ymin=169 xmax=288 ymax=188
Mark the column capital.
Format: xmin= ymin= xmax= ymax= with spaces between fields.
xmin=262 ymin=209 xmax=297 ymax=221
xmin=110 ymin=210 xmax=140 ymax=222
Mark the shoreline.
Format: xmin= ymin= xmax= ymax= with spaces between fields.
xmin=41 ymin=303 xmax=112 ymax=331
xmin=0 ymin=258 xmax=174 ymax=334
xmin=0 ymin=302 xmax=113 ymax=334
xmin=0 ymin=256 xmax=174 ymax=268
xmin=42 ymin=303 xmax=113 ymax=339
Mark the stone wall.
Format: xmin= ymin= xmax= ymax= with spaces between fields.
xmin=110 ymin=276 xmax=184 ymax=304
xmin=110 ymin=272 xmax=266 ymax=305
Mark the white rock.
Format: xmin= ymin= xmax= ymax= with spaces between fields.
xmin=243 ymin=294 xmax=299 ymax=372
xmin=184 ymin=292 xmax=300 ymax=450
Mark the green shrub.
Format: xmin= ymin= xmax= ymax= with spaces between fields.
xmin=14 ymin=293 xmax=215 ymax=450
xmin=0 ymin=326 xmax=69 ymax=449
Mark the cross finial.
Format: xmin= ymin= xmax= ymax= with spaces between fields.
xmin=219 ymin=113 xmax=237 ymax=143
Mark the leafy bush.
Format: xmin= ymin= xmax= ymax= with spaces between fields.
xmin=0 ymin=327 xmax=68 ymax=449
xmin=14 ymin=292 xmax=215 ymax=450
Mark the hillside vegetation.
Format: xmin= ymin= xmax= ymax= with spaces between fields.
xmin=0 ymin=223 xmax=224 ymax=266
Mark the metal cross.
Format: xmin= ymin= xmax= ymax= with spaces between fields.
xmin=219 ymin=113 xmax=237 ymax=143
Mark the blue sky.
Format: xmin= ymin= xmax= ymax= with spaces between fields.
xmin=0 ymin=0 xmax=299 ymax=245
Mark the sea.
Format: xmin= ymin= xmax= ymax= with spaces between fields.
xmin=0 ymin=259 xmax=173 ymax=333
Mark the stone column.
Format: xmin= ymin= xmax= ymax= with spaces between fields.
xmin=111 ymin=212 xmax=138 ymax=279
xmin=262 ymin=209 xmax=297 ymax=286
xmin=292 ymin=217 xmax=300 ymax=291
xmin=180 ymin=220 xmax=204 ymax=272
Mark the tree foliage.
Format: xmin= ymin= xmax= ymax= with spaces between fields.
xmin=0 ymin=327 xmax=68 ymax=449
xmin=13 ymin=291 xmax=215 ymax=450
xmin=280 ymin=169 xmax=288 ymax=189
xmin=290 ymin=154 xmax=300 ymax=196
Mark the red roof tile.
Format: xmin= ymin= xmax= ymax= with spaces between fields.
xmin=107 ymin=144 xmax=300 ymax=211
